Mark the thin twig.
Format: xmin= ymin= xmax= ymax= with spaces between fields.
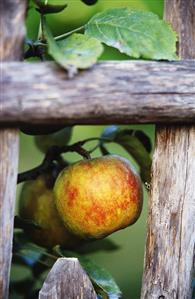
xmin=54 ymin=25 xmax=85 ymax=41
xmin=17 ymin=138 xmax=108 ymax=184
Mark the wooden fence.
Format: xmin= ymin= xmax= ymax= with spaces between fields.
xmin=0 ymin=0 xmax=195 ymax=298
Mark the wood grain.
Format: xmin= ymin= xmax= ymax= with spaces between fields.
xmin=141 ymin=126 xmax=195 ymax=298
xmin=1 ymin=60 xmax=195 ymax=126
xmin=0 ymin=0 xmax=26 ymax=61
xmin=39 ymin=258 xmax=97 ymax=299
xmin=0 ymin=130 xmax=19 ymax=298
xmin=164 ymin=0 xmax=195 ymax=59
xmin=141 ymin=0 xmax=195 ymax=298
xmin=0 ymin=1 xmax=26 ymax=298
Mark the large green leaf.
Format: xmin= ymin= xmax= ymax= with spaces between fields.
xmin=57 ymin=33 xmax=103 ymax=69
xmin=85 ymin=8 xmax=178 ymax=60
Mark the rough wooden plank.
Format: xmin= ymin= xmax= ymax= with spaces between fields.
xmin=164 ymin=0 xmax=195 ymax=59
xmin=0 ymin=1 xmax=26 ymax=299
xmin=141 ymin=126 xmax=195 ymax=298
xmin=1 ymin=60 xmax=195 ymax=125
xmin=141 ymin=0 xmax=195 ymax=298
xmin=39 ymin=258 xmax=97 ymax=299
xmin=0 ymin=0 xmax=26 ymax=61
xmin=0 ymin=130 xmax=19 ymax=298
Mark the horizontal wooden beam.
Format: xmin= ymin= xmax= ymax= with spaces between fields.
xmin=1 ymin=60 xmax=195 ymax=125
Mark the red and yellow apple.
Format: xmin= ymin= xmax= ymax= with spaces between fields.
xmin=19 ymin=175 xmax=81 ymax=248
xmin=54 ymin=155 xmax=143 ymax=239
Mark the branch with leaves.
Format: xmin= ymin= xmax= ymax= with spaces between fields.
xmin=25 ymin=0 xmax=178 ymax=77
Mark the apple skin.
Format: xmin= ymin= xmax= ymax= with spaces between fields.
xmin=19 ymin=176 xmax=81 ymax=248
xmin=54 ymin=155 xmax=143 ymax=240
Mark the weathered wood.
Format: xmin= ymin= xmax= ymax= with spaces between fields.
xmin=1 ymin=60 xmax=195 ymax=125
xmin=0 ymin=130 xmax=19 ymax=298
xmin=141 ymin=0 xmax=195 ymax=298
xmin=0 ymin=1 xmax=26 ymax=61
xmin=0 ymin=1 xmax=26 ymax=299
xmin=164 ymin=0 xmax=195 ymax=60
xmin=39 ymin=258 xmax=97 ymax=299
xmin=141 ymin=126 xmax=195 ymax=298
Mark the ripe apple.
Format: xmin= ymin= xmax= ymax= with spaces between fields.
xmin=54 ymin=155 xmax=143 ymax=240
xmin=19 ymin=175 xmax=81 ymax=248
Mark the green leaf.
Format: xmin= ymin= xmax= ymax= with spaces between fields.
xmin=34 ymin=126 xmax=72 ymax=153
xmin=44 ymin=18 xmax=103 ymax=75
xmin=57 ymin=33 xmax=103 ymax=69
xmin=14 ymin=216 xmax=41 ymax=231
xmin=100 ymin=144 xmax=110 ymax=156
xmin=77 ymin=238 xmax=120 ymax=254
xmin=43 ymin=18 xmax=77 ymax=76
xmin=81 ymin=0 xmax=98 ymax=5
xmin=115 ymin=130 xmax=152 ymax=183
xmin=55 ymin=248 xmax=122 ymax=299
xmin=79 ymin=256 xmax=122 ymax=299
xmin=101 ymin=125 xmax=120 ymax=141
xmin=101 ymin=127 xmax=152 ymax=183
xmin=20 ymin=124 xmax=66 ymax=135
xmin=85 ymin=8 xmax=178 ymax=60
xmin=34 ymin=0 xmax=67 ymax=14
xmin=133 ymin=130 xmax=152 ymax=153
xmin=13 ymin=233 xmax=45 ymax=267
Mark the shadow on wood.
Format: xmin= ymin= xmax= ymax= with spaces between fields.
xmin=39 ymin=258 xmax=97 ymax=299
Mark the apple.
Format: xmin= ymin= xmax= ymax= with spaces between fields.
xmin=19 ymin=175 xmax=81 ymax=248
xmin=54 ymin=155 xmax=143 ymax=239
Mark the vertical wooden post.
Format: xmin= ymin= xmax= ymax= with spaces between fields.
xmin=0 ymin=1 xmax=26 ymax=298
xmin=141 ymin=1 xmax=195 ymax=298
xmin=39 ymin=258 xmax=97 ymax=299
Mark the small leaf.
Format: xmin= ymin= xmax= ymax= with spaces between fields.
xmin=101 ymin=125 xmax=120 ymax=141
xmin=134 ymin=130 xmax=152 ymax=153
xmin=81 ymin=0 xmax=98 ymax=5
xmin=43 ymin=18 xmax=77 ymax=76
xmin=34 ymin=0 xmax=67 ymax=14
xmin=44 ymin=19 xmax=103 ymax=75
xmin=20 ymin=124 xmax=66 ymax=135
xmin=101 ymin=126 xmax=152 ymax=183
xmin=55 ymin=248 xmax=122 ymax=299
xmin=85 ymin=8 xmax=178 ymax=60
xmin=119 ymin=129 xmax=152 ymax=154
xmin=77 ymin=238 xmax=120 ymax=254
xmin=13 ymin=232 xmax=46 ymax=267
xmin=115 ymin=131 xmax=152 ymax=183
xmin=34 ymin=126 xmax=72 ymax=153
xmin=14 ymin=216 xmax=41 ymax=231
xmin=79 ymin=256 xmax=122 ymax=298
xmin=100 ymin=144 xmax=110 ymax=156
xmin=16 ymin=246 xmax=43 ymax=267
xmin=57 ymin=33 xmax=103 ymax=69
